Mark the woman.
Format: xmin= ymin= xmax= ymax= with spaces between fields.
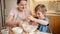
xmin=29 ymin=4 xmax=49 ymax=32
xmin=6 ymin=0 xmax=31 ymax=28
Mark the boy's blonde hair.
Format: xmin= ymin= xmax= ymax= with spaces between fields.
xmin=35 ymin=4 xmax=47 ymax=15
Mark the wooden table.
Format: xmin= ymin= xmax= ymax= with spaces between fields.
xmin=0 ymin=29 xmax=51 ymax=34
xmin=9 ymin=29 xmax=51 ymax=34
xmin=0 ymin=27 xmax=51 ymax=34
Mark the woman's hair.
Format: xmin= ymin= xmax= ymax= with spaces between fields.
xmin=17 ymin=0 xmax=27 ymax=4
xmin=35 ymin=4 xmax=47 ymax=14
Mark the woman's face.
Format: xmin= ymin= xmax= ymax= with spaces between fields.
xmin=17 ymin=1 xmax=27 ymax=11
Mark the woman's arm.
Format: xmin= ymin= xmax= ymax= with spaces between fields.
xmin=5 ymin=9 xmax=16 ymax=26
xmin=5 ymin=15 xmax=16 ymax=26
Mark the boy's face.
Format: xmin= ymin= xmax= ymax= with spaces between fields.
xmin=17 ymin=1 xmax=27 ymax=11
xmin=36 ymin=10 xmax=43 ymax=17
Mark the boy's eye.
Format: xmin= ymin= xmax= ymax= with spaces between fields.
xmin=37 ymin=13 xmax=40 ymax=15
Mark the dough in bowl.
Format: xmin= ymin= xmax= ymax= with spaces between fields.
xmin=12 ymin=27 xmax=23 ymax=34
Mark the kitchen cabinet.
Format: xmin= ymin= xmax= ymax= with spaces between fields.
xmin=47 ymin=15 xmax=60 ymax=34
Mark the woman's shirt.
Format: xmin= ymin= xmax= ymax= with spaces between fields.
xmin=8 ymin=8 xmax=31 ymax=22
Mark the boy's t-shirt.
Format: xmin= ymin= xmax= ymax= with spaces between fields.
xmin=34 ymin=17 xmax=49 ymax=32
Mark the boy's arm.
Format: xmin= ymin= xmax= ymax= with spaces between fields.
xmin=29 ymin=16 xmax=49 ymax=25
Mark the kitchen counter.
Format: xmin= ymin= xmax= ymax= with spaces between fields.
xmin=46 ymin=13 xmax=60 ymax=16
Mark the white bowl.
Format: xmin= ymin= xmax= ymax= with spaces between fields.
xmin=22 ymin=23 xmax=38 ymax=32
xmin=12 ymin=27 xmax=23 ymax=34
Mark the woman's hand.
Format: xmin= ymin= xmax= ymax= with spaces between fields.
xmin=25 ymin=16 xmax=31 ymax=22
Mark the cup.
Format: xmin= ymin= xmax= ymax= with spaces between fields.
xmin=1 ymin=29 xmax=9 ymax=34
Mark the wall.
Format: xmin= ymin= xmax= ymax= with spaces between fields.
xmin=29 ymin=0 xmax=60 ymax=15
xmin=0 ymin=0 xmax=2 ymax=28
xmin=5 ymin=0 xmax=17 ymax=17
